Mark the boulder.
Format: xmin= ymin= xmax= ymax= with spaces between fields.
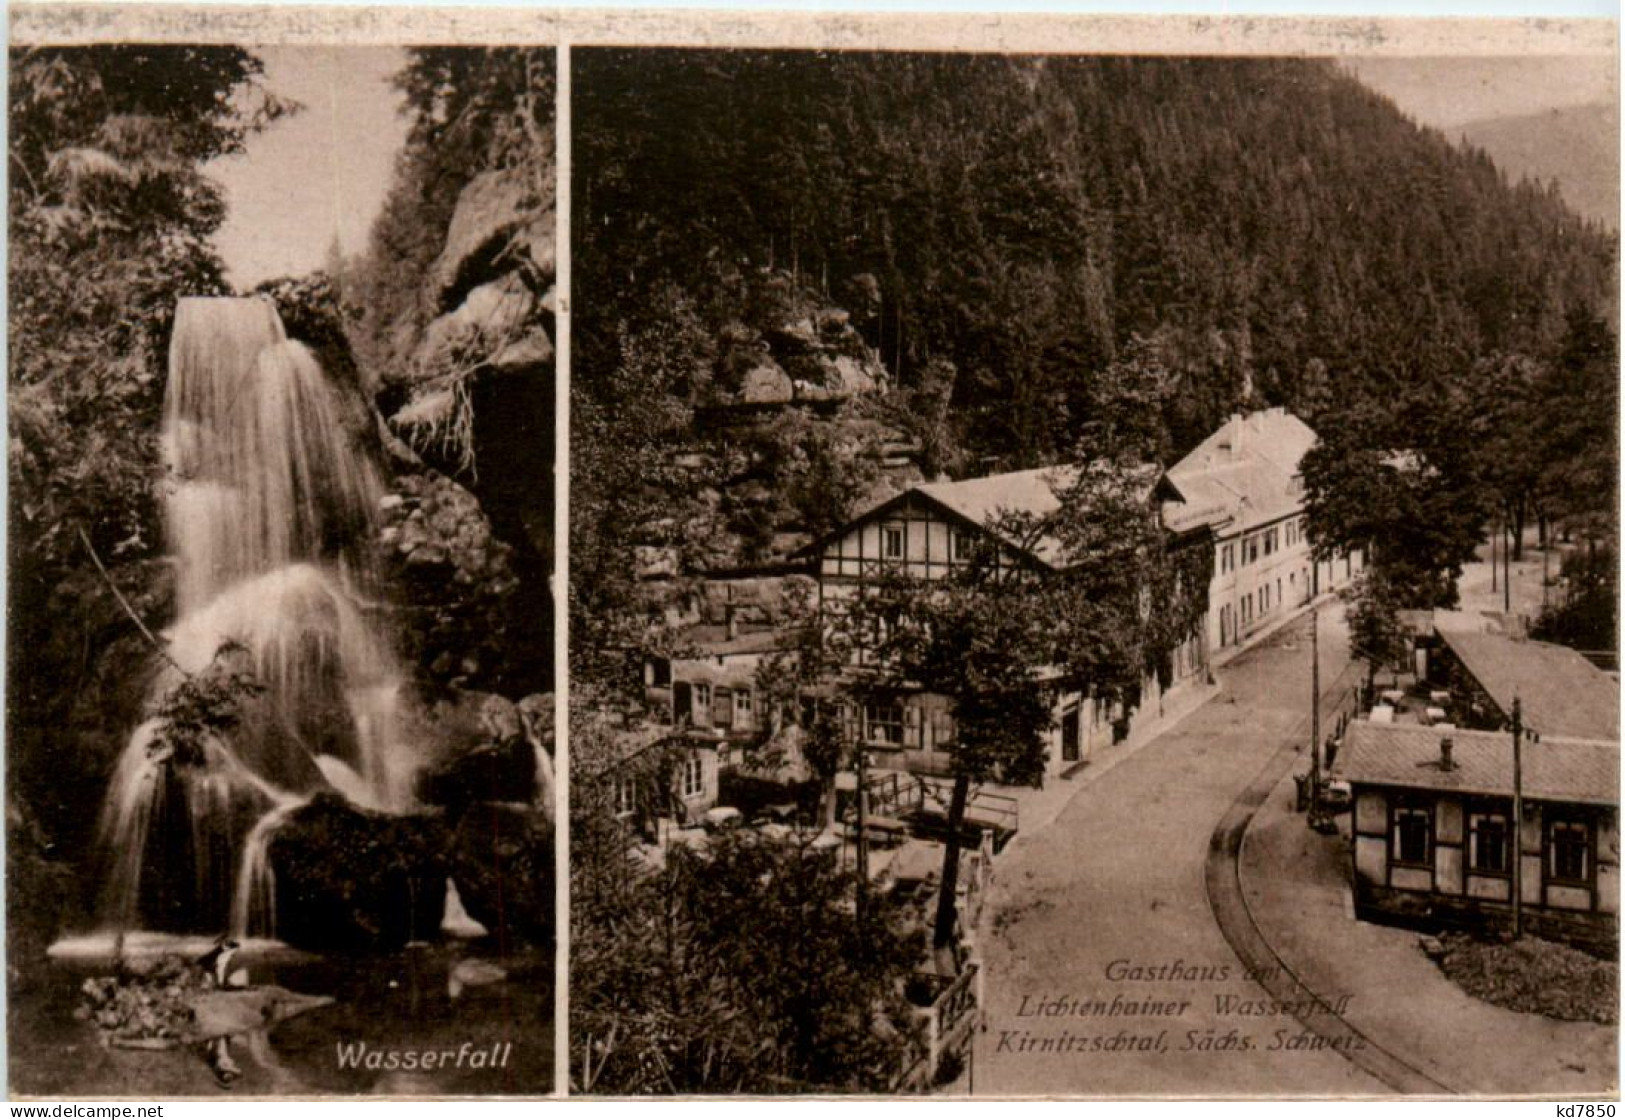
xmin=431 ymin=167 xmax=536 ymax=303
xmin=738 ymin=359 xmax=794 ymax=404
xmin=450 ymin=802 xmax=553 ymax=949
xmin=267 ymin=793 xmax=451 ymax=953
xmin=419 ymin=734 xmax=536 ymax=813
xmin=411 ymin=275 xmax=538 ymax=385
xmin=825 ymin=353 xmax=882 ymax=396
xmin=490 ymin=328 xmax=554 ymax=375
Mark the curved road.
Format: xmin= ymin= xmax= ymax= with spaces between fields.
xmin=971 ymin=610 xmax=1394 ymax=1096
xmin=1202 ymin=658 xmax=1454 ymax=1095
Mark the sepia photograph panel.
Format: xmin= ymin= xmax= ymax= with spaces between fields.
xmin=7 ymin=29 xmax=557 ymax=1096
xmin=566 ymin=42 xmax=1618 ymax=1096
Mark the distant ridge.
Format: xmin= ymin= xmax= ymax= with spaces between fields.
xmin=1456 ymin=101 xmax=1619 ymax=230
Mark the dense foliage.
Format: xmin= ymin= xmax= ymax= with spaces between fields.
xmin=569 ymin=688 xmax=921 ymax=1094
xmin=1342 ymin=570 xmax=1412 ymax=691
xmin=1533 ymin=543 xmax=1619 ymax=655
xmin=573 ymin=48 xmax=1616 ymax=634
xmin=574 ymin=50 xmax=1613 ymax=458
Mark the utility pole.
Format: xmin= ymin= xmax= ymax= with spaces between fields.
xmin=1492 ymin=519 xmax=1498 ymax=594
xmin=1504 ymin=521 xmax=1513 ymax=615
xmin=1511 ymin=696 xmax=1524 ymax=940
xmin=1542 ymin=542 xmax=1551 ymax=614
xmin=1309 ymin=607 xmax=1322 ymax=826
xmin=855 ymin=743 xmax=868 ymax=926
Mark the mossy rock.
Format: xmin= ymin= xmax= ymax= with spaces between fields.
xmin=268 ymin=794 xmax=450 ymax=953
xmin=450 ymin=802 xmax=553 ymax=949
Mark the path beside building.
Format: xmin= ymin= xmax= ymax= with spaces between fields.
xmin=1241 ymin=765 xmax=1617 ymax=1096
xmin=970 ymin=611 xmax=1381 ymax=1096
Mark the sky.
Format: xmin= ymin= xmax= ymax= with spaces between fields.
xmin=207 ymin=46 xmax=409 ymax=288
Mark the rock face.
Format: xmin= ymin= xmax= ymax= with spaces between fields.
xmin=378 ymin=472 xmax=520 ymax=690
xmin=430 ymin=166 xmax=553 ymax=305
xmin=378 ymin=139 xmax=556 ymax=698
xmin=267 ymin=794 xmax=451 ymax=953
xmin=450 ymin=802 xmax=553 ymax=949
xmin=706 ymin=276 xmax=887 ymax=409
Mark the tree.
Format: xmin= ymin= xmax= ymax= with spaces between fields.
xmin=1300 ymin=418 xmax=1491 ymax=609
xmin=1532 ymin=306 xmax=1618 ymax=547
xmin=837 ymin=559 xmax=1055 ymax=958
xmin=1533 ymin=543 xmax=1617 ymax=655
xmin=839 ymin=452 xmax=1205 ymax=957
xmin=1343 ymin=570 xmax=1410 ymax=693
xmin=1073 ymin=334 xmax=1175 ymax=466
xmin=571 ymin=679 xmax=921 ymax=1094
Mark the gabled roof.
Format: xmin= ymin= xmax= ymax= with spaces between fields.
xmin=1334 ymin=721 xmax=1618 ymax=807
xmin=913 ymin=466 xmax=1077 ymax=566
xmin=1166 ymin=408 xmax=1317 ymax=532
xmin=810 ymin=463 xmax=1170 ymax=570
xmin=1438 ymin=630 xmax=1620 ymax=742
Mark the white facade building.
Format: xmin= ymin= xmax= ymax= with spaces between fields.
xmin=1166 ymin=407 xmax=1363 ymax=654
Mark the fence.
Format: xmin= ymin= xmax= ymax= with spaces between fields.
xmin=893 ymin=960 xmax=981 ymax=1091
xmin=863 ymin=770 xmax=1019 ymax=839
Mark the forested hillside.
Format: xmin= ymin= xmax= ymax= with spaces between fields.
xmin=1458 ymin=101 xmax=1619 ymax=230
xmin=572 ymin=51 xmax=1617 ymax=653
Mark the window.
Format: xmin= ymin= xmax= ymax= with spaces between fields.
xmin=734 ymin=689 xmax=752 ymax=718
xmin=1549 ymin=817 xmax=1592 ymax=884
xmin=864 ymin=703 xmax=904 ymax=745
xmin=1246 ymin=536 xmax=1259 ymax=564
xmin=681 ymin=754 xmax=705 ymax=799
xmin=1468 ymin=805 xmax=1511 ymax=875
xmin=882 ymin=523 xmax=904 ymax=559
xmin=1263 ymin=528 xmax=1277 ymax=556
xmin=1392 ymin=800 xmax=1433 ymax=867
xmin=692 ymin=682 xmax=711 ymax=711
xmin=615 ymin=777 xmax=637 ymax=817
xmin=952 ymin=528 xmax=973 ymax=562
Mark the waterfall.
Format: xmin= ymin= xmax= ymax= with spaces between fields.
xmin=229 ymin=801 xmax=302 ymax=940
xmin=94 ymin=296 xmax=418 ymax=937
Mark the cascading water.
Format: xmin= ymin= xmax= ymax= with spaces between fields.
xmin=94 ymin=296 xmax=417 ymax=937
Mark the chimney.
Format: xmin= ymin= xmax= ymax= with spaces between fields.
xmin=1439 ymin=735 xmax=1455 ymax=772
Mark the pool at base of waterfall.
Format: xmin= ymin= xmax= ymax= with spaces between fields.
xmin=10 ymin=939 xmax=553 ymax=1096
